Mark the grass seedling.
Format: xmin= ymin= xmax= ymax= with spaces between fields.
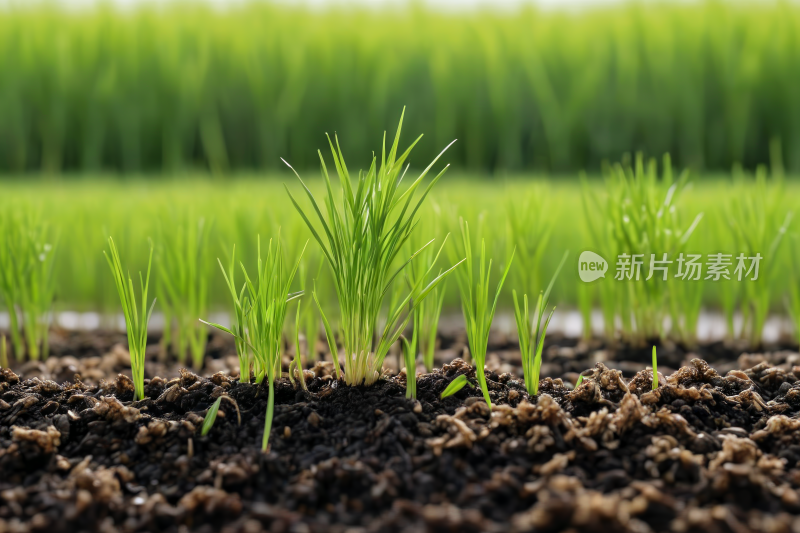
xmin=451 ymin=219 xmax=514 ymax=409
xmin=0 ymin=210 xmax=58 ymax=361
xmin=201 ymin=395 xmax=242 ymax=436
xmin=406 ymin=232 xmax=450 ymax=373
xmin=201 ymin=397 xmax=223 ymax=436
xmin=104 ymin=237 xmax=156 ymax=401
xmin=574 ymin=374 xmax=584 ymax=388
xmin=156 ymin=215 xmax=212 ymax=368
xmin=401 ymin=334 xmax=418 ymax=399
xmin=0 ymin=335 xmax=7 ymax=368
xmin=727 ymin=166 xmax=793 ymax=347
xmin=298 ymin=256 xmax=324 ymax=361
xmin=284 ymin=110 xmax=462 ymax=386
xmin=582 ymin=155 xmax=703 ymax=345
xmin=288 ymin=302 xmax=307 ymax=391
xmin=214 ymin=245 xmax=251 ymax=382
xmin=202 ymin=235 xmax=305 ymax=451
xmin=652 ymin=346 xmax=658 ymax=389
xmin=440 ymin=374 xmax=473 ymax=399
xmin=512 ymin=250 xmax=568 ymax=396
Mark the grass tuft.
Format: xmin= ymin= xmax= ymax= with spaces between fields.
xmin=512 ymin=251 xmax=568 ymax=396
xmin=202 ymin=234 xmax=305 ymax=451
xmin=284 ymin=110 xmax=462 ymax=386
xmin=104 ymin=237 xmax=156 ymax=401
xmin=156 ymin=214 xmax=212 ymax=368
xmin=0 ymin=209 xmax=58 ymax=361
xmin=451 ymin=219 xmax=514 ymax=409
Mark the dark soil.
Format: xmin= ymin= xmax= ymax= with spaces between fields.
xmin=4 ymin=329 xmax=800 ymax=533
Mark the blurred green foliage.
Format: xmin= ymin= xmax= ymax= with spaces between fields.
xmin=1 ymin=2 xmax=799 ymax=173
xmin=0 ymin=168 xmax=797 ymax=346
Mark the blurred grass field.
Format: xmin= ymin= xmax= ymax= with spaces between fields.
xmin=2 ymin=170 xmax=797 ymax=325
xmin=1 ymin=1 xmax=799 ymax=173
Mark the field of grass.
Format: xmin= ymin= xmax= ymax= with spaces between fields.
xmin=1 ymin=1 xmax=799 ymax=173
xmin=1 ymin=162 xmax=798 ymax=349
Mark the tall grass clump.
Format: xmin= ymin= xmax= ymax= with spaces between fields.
xmin=583 ymin=155 xmax=703 ymax=345
xmin=727 ymin=167 xmax=793 ymax=346
xmin=451 ymin=219 xmax=514 ymax=409
xmin=512 ymin=251 xmax=568 ymax=396
xmin=0 ymin=210 xmax=57 ymax=361
xmin=104 ymin=238 xmax=155 ymax=401
xmin=284 ymin=111 xmax=462 ymax=386
xmin=156 ymin=215 xmax=212 ymax=368
xmin=202 ymin=235 xmax=305 ymax=451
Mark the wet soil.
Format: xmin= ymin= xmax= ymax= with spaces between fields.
xmin=4 ymin=325 xmax=800 ymax=532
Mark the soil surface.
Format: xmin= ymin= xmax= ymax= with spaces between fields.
xmin=3 ymin=330 xmax=800 ymax=532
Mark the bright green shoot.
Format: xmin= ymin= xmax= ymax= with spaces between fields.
xmin=104 ymin=237 xmax=156 ymax=401
xmin=451 ymin=219 xmax=514 ymax=409
xmin=401 ymin=334 xmax=418 ymax=399
xmin=298 ymin=256 xmax=324 ymax=361
xmin=652 ymin=346 xmax=659 ymax=389
xmin=441 ymin=374 xmax=473 ymax=399
xmin=202 ymin=235 xmax=305 ymax=451
xmin=201 ymin=395 xmax=241 ymax=437
xmin=201 ymin=397 xmax=223 ymax=436
xmin=0 ymin=210 xmax=58 ymax=361
xmin=213 ymin=245 xmax=251 ymax=383
xmin=284 ymin=110 xmax=462 ymax=386
xmin=407 ymin=233 xmax=450 ymax=373
xmin=574 ymin=374 xmax=584 ymax=388
xmin=288 ymin=302 xmax=307 ymax=391
xmin=512 ymin=251 xmax=568 ymax=396
xmin=156 ymin=214 xmax=212 ymax=368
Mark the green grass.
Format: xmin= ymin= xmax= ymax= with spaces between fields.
xmin=156 ymin=213 xmax=212 ymax=368
xmin=652 ymin=346 xmax=659 ymax=390
xmin=441 ymin=374 xmax=473 ymax=399
xmin=285 ymin=112 xmax=461 ymax=386
xmin=512 ymin=251 xmax=568 ymax=396
xmin=0 ymin=168 xmax=798 ymax=348
xmin=581 ymin=155 xmax=704 ymax=345
xmin=451 ymin=220 xmax=514 ymax=408
xmin=202 ymin=234 xmax=305 ymax=451
xmin=104 ymin=237 xmax=155 ymax=401
xmin=0 ymin=208 xmax=57 ymax=361
xmin=1 ymin=2 xmax=800 ymax=174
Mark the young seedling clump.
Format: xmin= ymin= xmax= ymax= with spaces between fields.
xmin=156 ymin=214 xmax=212 ymax=368
xmin=104 ymin=238 xmax=156 ymax=401
xmin=284 ymin=110 xmax=462 ymax=386
xmin=202 ymin=235 xmax=305 ymax=451
xmin=0 ymin=210 xmax=57 ymax=361
xmin=512 ymin=251 xmax=568 ymax=396
xmin=451 ymin=219 xmax=514 ymax=409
